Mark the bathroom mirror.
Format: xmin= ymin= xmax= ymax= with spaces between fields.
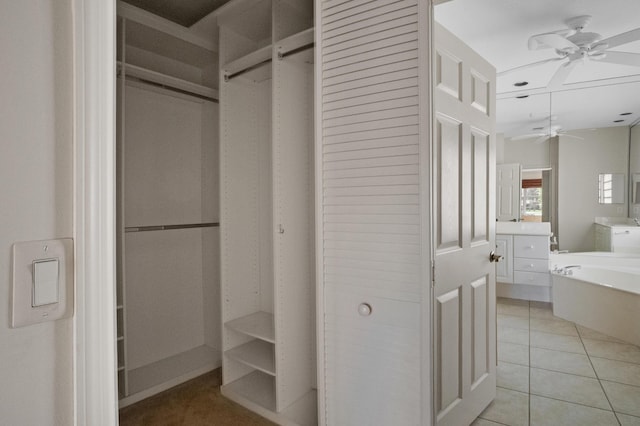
xmin=437 ymin=0 xmax=640 ymax=251
xmin=598 ymin=173 xmax=625 ymax=204
xmin=632 ymin=174 xmax=640 ymax=204
xmin=631 ymin=125 xmax=640 ymax=208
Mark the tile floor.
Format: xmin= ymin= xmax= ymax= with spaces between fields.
xmin=474 ymin=298 xmax=640 ymax=426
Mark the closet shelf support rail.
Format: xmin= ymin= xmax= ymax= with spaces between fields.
xmin=277 ymin=42 xmax=315 ymax=60
xmin=124 ymin=222 xmax=219 ymax=233
xmin=224 ymin=58 xmax=272 ymax=82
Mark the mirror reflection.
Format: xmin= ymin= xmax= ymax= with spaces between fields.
xmin=436 ymin=0 xmax=640 ymax=253
xmin=633 ymin=173 xmax=640 ymax=204
xmin=598 ymin=173 xmax=625 ymax=204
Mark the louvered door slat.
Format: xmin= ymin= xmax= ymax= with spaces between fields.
xmin=318 ymin=1 xmax=429 ymax=424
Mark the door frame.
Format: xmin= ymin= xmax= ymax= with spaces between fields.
xmin=72 ymin=0 xmax=118 ymax=423
xmin=73 ymin=0 xmax=441 ymax=424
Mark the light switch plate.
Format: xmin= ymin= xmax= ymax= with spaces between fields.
xmin=11 ymin=239 xmax=74 ymax=328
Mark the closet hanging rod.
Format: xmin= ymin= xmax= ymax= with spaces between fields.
xmin=224 ymin=58 xmax=272 ymax=82
xmin=124 ymin=222 xmax=219 ymax=233
xmin=278 ymin=42 xmax=315 ymax=60
xmin=116 ymin=62 xmax=219 ymax=103
xmin=123 ymin=74 xmax=219 ymax=103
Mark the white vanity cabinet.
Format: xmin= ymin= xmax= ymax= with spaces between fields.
xmin=495 ymin=234 xmax=513 ymax=283
xmin=513 ymin=235 xmax=551 ymax=287
xmin=595 ymin=222 xmax=640 ymax=253
xmin=496 ymin=223 xmax=551 ymax=302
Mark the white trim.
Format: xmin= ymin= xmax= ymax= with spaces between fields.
xmin=313 ymin=2 xmax=325 ymax=424
xmin=73 ymin=0 xmax=118 ymax=424
xmin=419 ymin=1 xmax=435 ymax=424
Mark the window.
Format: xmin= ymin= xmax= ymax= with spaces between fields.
xmin=521 ymin=178 xmax=542 ymax=222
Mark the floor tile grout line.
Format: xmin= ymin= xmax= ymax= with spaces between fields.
xmin=577 ymin=324 xmax=622 ymax=426
xmin=528 ymin=391 xmax=618 ymax=413
xmin=589 ymin=354 xmax=640 ymax=368
xmin=531 ymin=393 xmax=624 ymax=414
xmin=477 ymin=411 xmax=516 ymax=426
xmin=527 ymin=364 xmax=598 ymax=380
xmin=495 ymin=385 xmax=529 ymax=396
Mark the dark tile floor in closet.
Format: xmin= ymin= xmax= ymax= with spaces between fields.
xmin=119 ymin=369 xmax=275 ymax=426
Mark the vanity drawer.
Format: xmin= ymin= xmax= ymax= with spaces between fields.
xmin=514 ymin=235 xmax=549 ymax=259
xmin=514 ymin=271 xmax=551 ymax=287
xmin=514 ymin=257 xmax=549 ymax=273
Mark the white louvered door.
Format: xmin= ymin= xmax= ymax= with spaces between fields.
xmin=316 ymin=1 xmax=431 ymax=425
xmin=433 ymin=23 xmax=497 ymax=426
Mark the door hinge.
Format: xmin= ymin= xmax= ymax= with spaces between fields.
xmin=431 ymin=261 xmax=435 ymax=288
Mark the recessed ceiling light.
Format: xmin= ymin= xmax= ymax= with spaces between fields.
xmin=613 ymin=119 xmax=625 ymax=123
xmin=620 ymin=112 xmax=632 ymax=116
xmin=516 ymin=95 xmax=529 ymax=99
xmin=514 ymin=81 xmax=529 ymax=87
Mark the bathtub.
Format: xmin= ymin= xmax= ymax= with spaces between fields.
xmin=550 ymin=252 xmax=640 ymax=347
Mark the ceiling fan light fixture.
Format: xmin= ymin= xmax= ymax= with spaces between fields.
xmin=566 ymin=15 xmax=593 ymax=31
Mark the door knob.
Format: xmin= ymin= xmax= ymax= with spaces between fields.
xmin=489 ymin=251 xmax=503 ymax=263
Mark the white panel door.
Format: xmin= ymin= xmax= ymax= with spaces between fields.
xmin=433 ymin=23 xmax=497 ymax=426
xmin=496 ymin=163 xmax=521 ymax=222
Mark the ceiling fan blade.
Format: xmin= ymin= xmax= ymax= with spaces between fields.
xmin=599 ymin=27 xmax=640 ymax=49
xmin=598 ymin=51 xmax=640 ymax=68
xmin=497 ymin=57 xmax=565 ymax=76
xmin=547 ymin=61 xmax=578 ymax=90
xmin=528 ymin=33 xmax=579 ymax=51
xmin=511 ymin=133 xmax=546 ymax=141
xmin=559 ymin=133 xmax=583 ymax=140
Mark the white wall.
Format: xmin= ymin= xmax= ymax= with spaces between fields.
xmin=558 ymin=127 xmax=630 ymax=252
xmin=496 ymin=133 xmax=505 ymax=164
xmin=503 ymin=136 xmax=551 ymax=169
xmin=630 ymin=125 xmax=640 ymax=217
xmin=0 ymin=1 xmax=73 ymax=424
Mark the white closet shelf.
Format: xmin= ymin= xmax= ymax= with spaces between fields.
xmin=223 ymin=373 xmax=318 ymax=425
xmin=222 ymin=370 xmax=276 ymax=413
xmin=223 ymin=45 xmax=272 ymax=81
xmin=117 ymin=62 xmax=219 ymax=100
xmin=276 ymin=27 xmax=313 ymax=58
xmin=126 ymin=345 xmax=219 ymax=397
xmin=225 ymin=339 xmax=275 ymax=376
xmin=225 ymin=311 xmax=275 ymax=343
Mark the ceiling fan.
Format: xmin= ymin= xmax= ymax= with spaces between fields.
xmin=499 ymin=15 xmax=640 ymax=89
xmin=511 ymin=123 xmax=583 ymax=144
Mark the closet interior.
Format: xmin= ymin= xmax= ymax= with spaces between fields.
xmin=116 ymin=6 xmax=221 ymax=407
xmin=218 ymin=0 xmax=316 ymax=424
xmin=115 ymin=0 xmax=318 ymax=423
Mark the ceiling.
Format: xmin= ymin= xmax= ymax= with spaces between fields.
xmin=121 ymin=0 xmax=231 ymax=27
xmin=435 ymin=0 xmax=640 ymax=138
xmin=120 ymin=0 xmax=640 ymax=138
